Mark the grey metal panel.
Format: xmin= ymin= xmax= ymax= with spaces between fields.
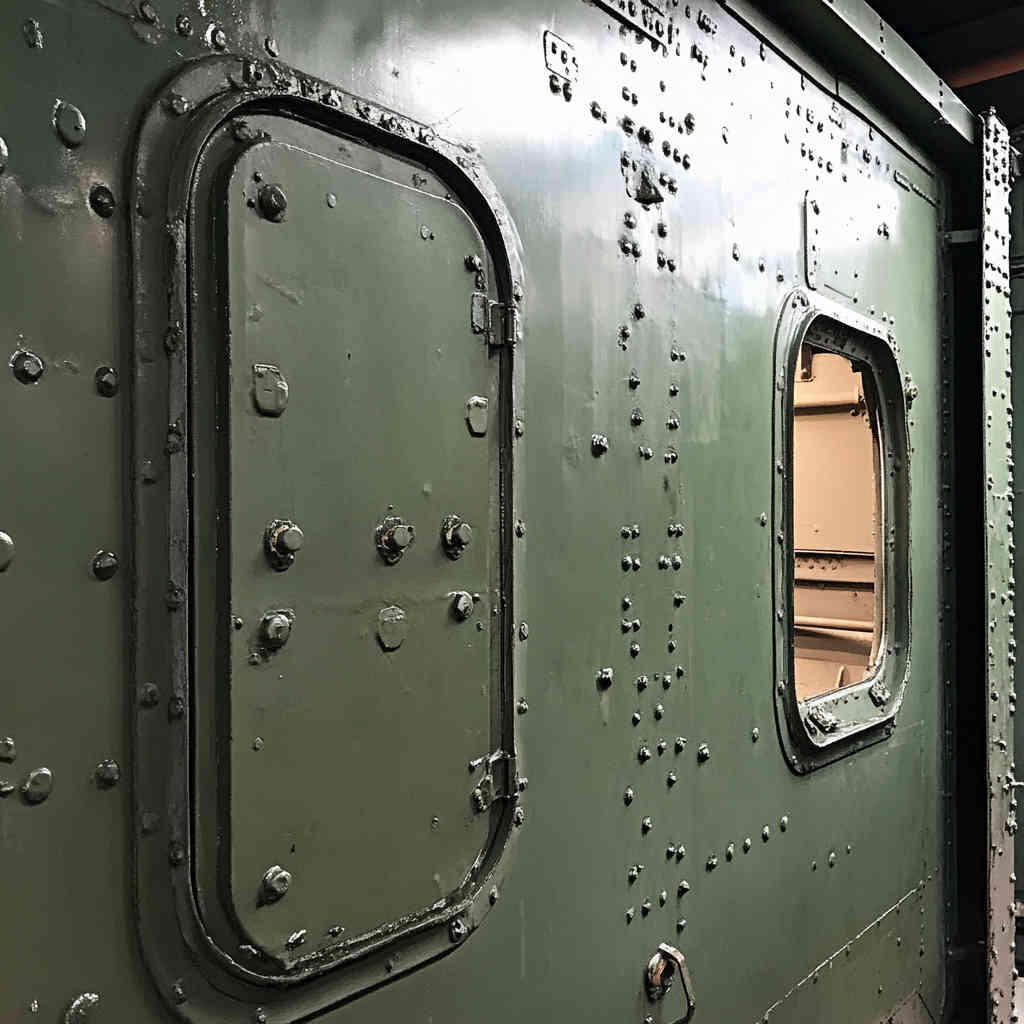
xmin=981 ymin=108 xmax=1016 ymax=1024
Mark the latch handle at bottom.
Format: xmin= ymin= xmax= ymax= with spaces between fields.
xmin=645 ymin=943 xmax=695 ymax=1022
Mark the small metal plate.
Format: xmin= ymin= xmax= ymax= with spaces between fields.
xmin=543 ymin=30 xmax=578 ymax=82
xmin=585 ymin=0 xmax=677 ymax=50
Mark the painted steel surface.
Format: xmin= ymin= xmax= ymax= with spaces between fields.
xmin=0 ymin=1 xmax=970 ymax=1021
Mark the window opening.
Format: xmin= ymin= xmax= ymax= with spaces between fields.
xmin=791 ymin=343 xmax=882 ymax=701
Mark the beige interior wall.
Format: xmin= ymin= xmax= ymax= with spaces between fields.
xmin=792 ymin=347 xmax=880 ymax=701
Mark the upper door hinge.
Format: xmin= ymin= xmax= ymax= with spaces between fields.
xmin=468 ymin=749 xmax=519 ymax=812
xmin=471 ymin=292 xmax=519 ymax=347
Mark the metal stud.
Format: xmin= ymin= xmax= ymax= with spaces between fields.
xmin=257 ymin=183 xmax=288 ymax=222
xmin=91 ymin=551 xmax=119 ymax=581
xmin=11 ymin=349 xmax=44 ymax=385
xmin=89 ymin=185 xmax=116 ymax=218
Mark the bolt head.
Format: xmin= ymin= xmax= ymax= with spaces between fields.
xmin=453 ymin=591 xmax=474 ymax=621
xmin=453 ymin=522 xmax=473 ymax=547
xmin=257 ymin=183 xmax=288 ymax=222
xmin=276 ymin=523 xmax=304 ymax=554
xmin=261 ymin=864 xmax=291 ymax=902
xmin=261 ymin=612 xmax=292 ymax=649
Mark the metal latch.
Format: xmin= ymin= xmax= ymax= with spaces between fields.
xmin=471 ymin=292 xmax=518 ymax=347
xmin=645 ymin=943 xmax=695 ymax=1022
xmin=469 ymin=749 xmax=518 ymax=813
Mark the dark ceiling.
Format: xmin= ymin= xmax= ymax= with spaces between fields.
xmin=869 ymin=0 xmax=1024 ymax=125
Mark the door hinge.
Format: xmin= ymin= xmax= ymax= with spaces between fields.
xmin=471 ymin=292 xmax=518 ymax=347
xmin=468 ymin=749 xmax=519 ymax=813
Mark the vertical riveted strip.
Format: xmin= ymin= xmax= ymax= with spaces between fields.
xmin=981 ymin=109 xmax=1016 ymax=1024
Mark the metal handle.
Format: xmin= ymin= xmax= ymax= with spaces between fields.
xmin=645 ymin=943 xmax=695 ymax=1022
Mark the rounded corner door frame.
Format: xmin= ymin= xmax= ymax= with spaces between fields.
xmin=130 ymin=54 xmax=525 ymax=1020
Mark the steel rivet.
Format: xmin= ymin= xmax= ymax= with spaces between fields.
xmin=91 ymin=550 xmax=119 ymax=581
xmin=53 ymin=100 xmax=87 ymax=148
xmin=257 ymin=183 xmax=287 ymax=222
xmin=624 ymin=787 xmax=635 ymax=806
xmin=94 ymin=366 xmax=119 ymax=397
xmin=11 ymin=349 xmax=44 ymax=385
xmin=20 ymin=767 xmax=52 ymax=804
xmin=94 ymin=758 xmax=120 ymax=787
xmin=89 ymin=184 xmax=116 ymax=218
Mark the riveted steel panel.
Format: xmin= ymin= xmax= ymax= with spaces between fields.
xmin=980 ymin=109 xmax=1015 ymax=1024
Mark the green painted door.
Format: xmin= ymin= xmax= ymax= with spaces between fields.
xmin=218 ymin=138 xmax=503 ymax=965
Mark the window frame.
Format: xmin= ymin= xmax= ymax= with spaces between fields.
xmin=772 ymin=291 xmax=913 ymax=773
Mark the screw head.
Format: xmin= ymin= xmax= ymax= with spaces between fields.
xmin=11 ymin=349 xmax=44 ymax=385
xmin=94 ymin=365 xmax=119 ymax=397
xmin=261 ymin=864 xmax=292 ymax=903
xmin=91 ymin=550 xmax=119 ymax=581
xmin=257 ymin=183 xmax=288 ymax=222
xmin=449 ymin=918 xmax=468 ymax=943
